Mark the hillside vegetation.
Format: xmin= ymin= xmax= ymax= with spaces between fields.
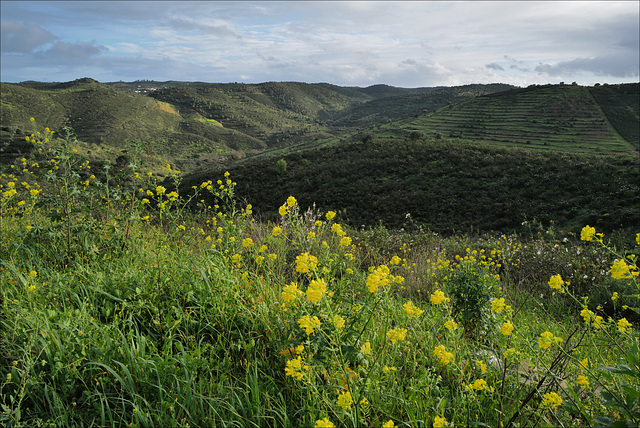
xmin=1 ymin=130 xmax=639 ymax=427
xmin=378 ymin=83 xmax=638 ymax=153
xmin=183 ymin=137 xmax=639 ymax=235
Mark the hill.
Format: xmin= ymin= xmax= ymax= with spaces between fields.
xmin=376 ymin=83 xmax=638 ymax=154
xmin=181 ymin=137 xmax=639 ymax=235
xmin=1 ymin=79 xmax=518 ymax=172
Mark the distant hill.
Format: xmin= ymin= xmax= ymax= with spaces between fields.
xmin=0 ymin=78 xmax=516 ymax=171
xmin=377 ymin=83 xmax=639 ymax=154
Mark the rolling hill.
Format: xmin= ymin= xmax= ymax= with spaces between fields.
xmin=375 ymin=83 xmax=638 ymax=154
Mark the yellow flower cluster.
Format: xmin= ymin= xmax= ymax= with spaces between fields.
xmin=295 ymin=252 xmax=318 ymax=273
xmin=403 ymin=301 xmax=424 ymax=317
xmin=297 ymin=315 xmax=321 ymax=335
xmin=617 ymin=318 xmax=632 ymax=333
xmin=314 ymin=418 xmax=335 ymax=428
xmin=580 ymin=225 xmax=596 ymax=241
xmin=500 ymin=321 xmax=515 ymax=336
xmin=609 ymin=259 xmax=638 ymax=280
xmin=490 ymin=297 xmax=506 ymax=312
xmin=538 ymin=331 xmax=563 ymax=349
xmin=465 ymin=378 xmax=489 ymax=392
xmin=580 ymin=309 xmax=604 ymax=329
xmin=386 ymin=328 xmax=408 ymax=344
xmin=541 ymin=391 xmax=562 ymax=408
xmin=285 ymin=356 xmax=309 ymax=380
xmin=548 ymin=274 xmax=564 ymax=291
xmin=430 ymin=289 xmax=450 ymax=305
xmin=434 ymin=344 xmax=454 ymax=365
xmin=306 ymin=279 xmax=327 ymax=303
xmin=282 ymin=282 xmax=303 ymax=303
xmin=444 ymin=319 xmax=458 ymax=331
xmin=576 ymin=374 xmax=590 ymax=390
xmin=336 ymin=391 xmax=353 ymax=410
xmin=366 ymin=265 xmax=392 ymax=293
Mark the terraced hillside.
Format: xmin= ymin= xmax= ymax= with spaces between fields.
xmin=383 ymin=83 xmax=637 ymax=154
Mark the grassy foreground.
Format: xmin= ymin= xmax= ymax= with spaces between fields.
xmin=1 ymin=121 xmax=639 ymax=427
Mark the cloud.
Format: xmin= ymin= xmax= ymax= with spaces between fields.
xmin=1 ymin=20 xmax=60 ymax=53
xmin=486 ymin=63 xmax=504 ymax=71
xmin=535 ymin=52 xmax=639 ymax=78
xmin=33 ymin=40 xmax=107 ymax=64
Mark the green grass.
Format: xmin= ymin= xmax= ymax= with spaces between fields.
xmin=1 ymin=127 xmax=639 ymax=427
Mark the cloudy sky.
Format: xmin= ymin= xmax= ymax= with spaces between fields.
xmin=1 ymin=1 xmax=638 ymax=88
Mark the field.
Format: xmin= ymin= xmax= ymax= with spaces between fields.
xmin=1 ymin=122 xmax=639 ymax=427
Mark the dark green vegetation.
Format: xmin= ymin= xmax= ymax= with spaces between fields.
xmin=184 ymin=138 xmax=640 ymax=235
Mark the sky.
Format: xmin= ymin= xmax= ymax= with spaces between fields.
xmin=1 ymin=1 xmax=639 ymax=88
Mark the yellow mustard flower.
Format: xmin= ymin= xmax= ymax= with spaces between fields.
xmin=548 ymin=274 xmax=564 ymax=291
xmin=617 ymin=318 xmax=632 ymax=333
xmin=279 ymin=205 xmax=288 ymax=216
xmin=339 ymin=236 xmax=352 ymax=247
xmin=155 ymin=185 xmax=166 ymax=195
xmin=366 ymin=265 xmax=391 ymax=293
xmin=285 ymin=356 xmax=306 ymax=380
xmin=610 ymin=259 xmax=638 ymax=280
xmin=306 ymin=279 xmax=327 ymax=303
xmin=282 ymin=283 xmax=302 ymax=303
xmin=336 ymin=391 xmax=353 ymax=410
xmin=611 ymin=291 xmax=619 ymax=301
xmin=444 ymin=319 xmax=458 ymax=331
xmin=360 ymin=341 xmax=372 ymax=356
xmin=390 ymin=255 xmax=402 ymax=265
xmin=501 ymin=321 xmax=515 ymax=336
xmin=581 ymin=225 xmax=596 ymax=241
xmin=272 ymin=226 xmax=282 ymax=237
xmin=314 ymin=418 xmax=335 ymax=428
xmin=286 ymin=196 xmax=297 ymax=207
xmin=465 ymin=378 xmax=488 ymax=391
xmin=434 ymin=344 xmax=454 ymax=365
xmin=430 ymin=289 xmax=450 ymax=305
xmin=382 ymin=421 xmax=395 ymax=428
xmin=576 ymin=375 xmax=590 ymax=390
xmin=538 ymin=331 xmax=563 ymax=349
xmin=386 ymin=328 xmax=408 ymax=344
xmin=297 ymin=315 xmax=321 ymax=335
xmin=433 ymin=416 xmax=448 ymax=428
xmin=541 ymin=392 xmax=562 ymax=408
xmin=332 ymin=315 xmax=345 ymax=329
xmin=242 ymin=237 xmax=253 ymax=247
xmin=490 ymin=297 xmax=506 ymax=312
xmin=295 ymin=252 xmax=318 ymax=273
xmin=403 ymin=301 xmax=424 ymax=317
xmin=325 ymin=210 xmax=336 ymax=221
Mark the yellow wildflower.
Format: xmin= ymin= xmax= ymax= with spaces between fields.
xmin=242 ymin=237 xmax=253 ymax=247
xmin=541 ymin=392 xmax=562 ymax=408
xmin=314 ymin=418 xmax=335 ymax=428
xmin=386 ymin=328 xmax=408 ymax=344
xmin=155 ymin=185 xmax=166 ymax=195
xmin=366 ymin=265 xmax=391 ymax=293
xmin=576 ymin=375 xmax=590 ymax=390
xmin=610 ymin=259 xmax=638 ymax=280
xmin=231 ymin=253 xmax=241 ymax=264
xmin=295 ymin=252 xmax=318 ymax=273
xmin=465 ymin=378 xmax=488 ymax=391
xmin=336 ymin=391 xmax=353 ymax=410
xmin=444 ymin=319 xmax=458 ymax=331
xmin=500 ymin=321 xmax=515 ymax=336
xmin=581 ymin=225 xmax=596 ymax=241
xmin=433 ymin=416 xmax=448 ymax=428
xmin=325 ymin=211 xmax=336 ymax=221
xmin=297 ymin=315 xmax=321 ymax=335
xmin=403 ymin=301 xmax=424 ymax=317
xmin=430 ymin=289 xmax=450 ymax=305
xmin=538 ymin=331 xmax=562 ymax=349
xmin=611 ymin=291 xmax=619 ymax=301
xmin=282 ymin=283 xmax=302 ymax=303
xmin=548 ymin=274 xmax=564 ymax=291
xmin=434 ymin=344 xmax=454 ymax=365
xmin=272 ymin=226 xmax=282 ymax=237
xmin=477 ymin=360 xmax=487 ymax=374
xmin=339 ymin=236 xmax=352 ymax=247
xmin=279 ymin=205 xmax=288 ymax=216
xmin=285 ymin=356 xmax=306 ymax=380
xmin=286 ymin=196 xmax=297 ymax=207
xmin=490 ymin=297 xmax=506 ymax=312
xmin=360 ymin=341 xmax=372 ymax=356
xmin=306 ymin=279 xmax=327 ymax=303
xmin=617 ymin=318 xmax=632 ymax=333
xmin=332 ymin=315 xmax=345 ymax=329
xmin=383 ymin=421 xmax=395 ymax=428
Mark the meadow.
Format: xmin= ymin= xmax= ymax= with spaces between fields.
xmin=1 ymin=120 xmax=639 ymax=427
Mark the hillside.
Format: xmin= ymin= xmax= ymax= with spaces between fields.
xmin=182 ymin=137 xmax=640 ymax=235
xmin=1 ymin=79 xmax=520 ymax=172
xmin=378 ymin=83 xmax=638 ymax=154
